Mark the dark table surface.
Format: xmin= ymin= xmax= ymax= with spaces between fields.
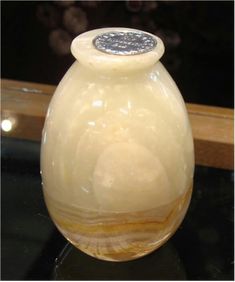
xmin=1 ymin=137 xmax=234 ymax=280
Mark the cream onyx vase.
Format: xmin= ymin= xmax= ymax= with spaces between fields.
xmin=41 ymin=28 xmax=194 ymax=262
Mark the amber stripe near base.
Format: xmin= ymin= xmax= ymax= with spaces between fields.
xmin=1 ymin=79 xmax=234 ymax=170
xmin=43 ymin=186 xmax=192 ymax=261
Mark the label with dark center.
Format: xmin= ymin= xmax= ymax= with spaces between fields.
xmin=93 ymin=31 xmax=157 ymax=56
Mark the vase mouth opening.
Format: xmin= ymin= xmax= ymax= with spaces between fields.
xmin=71 ymin=27 xmax=165 ymax=75
xmin=92 ymin=31 xmax=158 ymax=56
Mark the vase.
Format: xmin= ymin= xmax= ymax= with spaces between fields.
xmin=41 ymin=27 xmax=194 ymax=262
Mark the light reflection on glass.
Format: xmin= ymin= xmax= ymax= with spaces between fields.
xmin=1 ymin=119 xmax=13 ymax=132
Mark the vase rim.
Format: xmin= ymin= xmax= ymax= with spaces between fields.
xmin=71 ymin=27 xmax=165 ymax=74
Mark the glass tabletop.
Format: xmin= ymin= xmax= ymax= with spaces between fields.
xmin=1 ymin=136 xmax=234 ymax=280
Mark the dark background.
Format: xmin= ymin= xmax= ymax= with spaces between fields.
xmin=1 ymin=1 xmax=234 ymax=108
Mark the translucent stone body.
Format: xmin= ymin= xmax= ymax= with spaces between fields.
xmin=41 ymin=28 xmax=194 ymax=261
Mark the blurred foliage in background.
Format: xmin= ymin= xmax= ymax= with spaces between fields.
xmin=2 ymin=1 xmax=234 ymax=107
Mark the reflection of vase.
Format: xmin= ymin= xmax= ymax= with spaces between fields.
xmin=54 ymin=242 xmax=187 ymax=280
xmin=41 ymin=28 xmax=194 ymax=262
